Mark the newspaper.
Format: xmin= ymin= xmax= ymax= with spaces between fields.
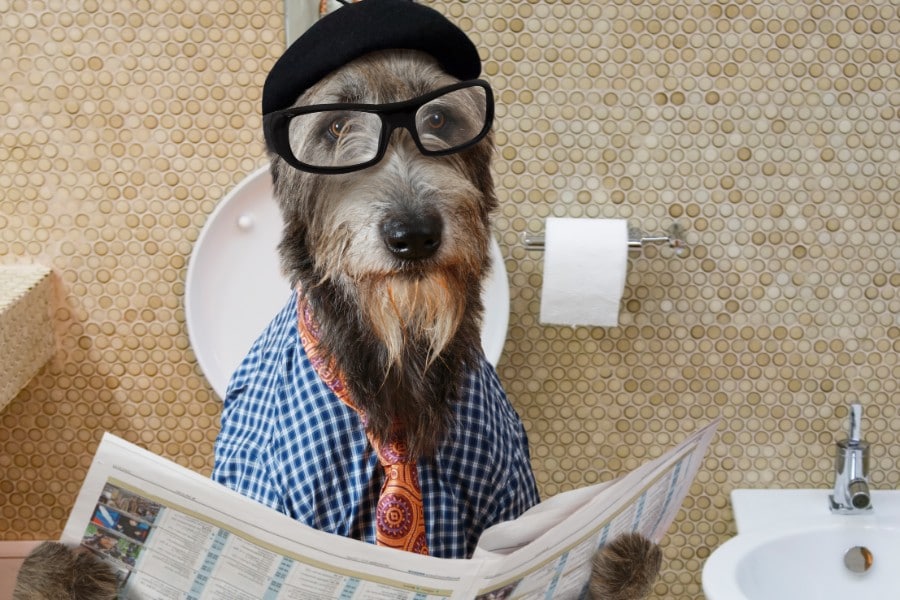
xmin=60 ymin=419 xmax=720 ymax=599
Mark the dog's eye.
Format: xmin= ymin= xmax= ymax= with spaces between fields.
xmin=327 ymin=116 xmax=352 ymax=140
xmin=422 ymin=111 xmax=447 ymax=131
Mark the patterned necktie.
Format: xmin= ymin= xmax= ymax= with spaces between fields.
xmin=295 ymin=292 xmax=429 ymax=555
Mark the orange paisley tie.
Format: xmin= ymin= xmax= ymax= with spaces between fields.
xmin=295 ymin=292 xmax=429 ymax=555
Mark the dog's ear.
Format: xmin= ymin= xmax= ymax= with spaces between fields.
xmin=13 ymin=542 xmax=118 ymax=600
xmin=588 ymin=533 xmax=662 ymax=600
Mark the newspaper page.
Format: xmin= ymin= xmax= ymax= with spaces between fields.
xmin=59 ymin=435 xmax=481 ymax=599
xmin=468 ymin=419 xmax=720 ymax=598
xmin=59 ymin=420 xmax=719 ymax=599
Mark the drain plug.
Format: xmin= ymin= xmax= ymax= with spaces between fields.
xmin=844 ymin=546 xmax=874 ymax=573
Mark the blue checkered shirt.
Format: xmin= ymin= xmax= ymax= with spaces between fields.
xmin=212 ymin=291 xmax=540 ymax=558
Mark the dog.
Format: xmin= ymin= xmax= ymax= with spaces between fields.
xmin=15 ymin=1 xmax=662 ymax=597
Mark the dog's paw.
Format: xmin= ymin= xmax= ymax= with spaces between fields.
xmin=13 ymin=541 xmax=118 ymax=600
xmin=588 ymin=533 xmax=662 ymax=600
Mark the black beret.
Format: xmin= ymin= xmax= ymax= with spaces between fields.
xmin=262 ymin=0 xmax=481 ymax=116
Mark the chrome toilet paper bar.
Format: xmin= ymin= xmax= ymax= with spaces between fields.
xmin=523 ymin=222 xmax=687 ymax=256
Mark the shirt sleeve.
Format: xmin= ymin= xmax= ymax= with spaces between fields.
xmin=479 ymin=361 xmax=541 ymax=525
xmin=212 ymin=300 xmax=294 ymax=513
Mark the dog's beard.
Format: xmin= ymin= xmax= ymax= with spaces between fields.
xmin=343 ymin=265 xmax=481 ymax=459
xmin=360 ymin=269 xmax=466 ymax=370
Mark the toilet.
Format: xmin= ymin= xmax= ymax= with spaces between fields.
xmin=185 ymin=164 xmax=510 ymax=399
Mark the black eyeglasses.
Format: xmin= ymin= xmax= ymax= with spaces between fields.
xmin=263 ymin=79 xmax=494 ymax=174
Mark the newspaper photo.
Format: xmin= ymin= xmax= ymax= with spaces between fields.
xmin=60 ymin=419 xmax=720 ymax=599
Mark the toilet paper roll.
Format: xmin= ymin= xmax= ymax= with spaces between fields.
xmin=539 ymin=218 xmax=628 ymax=327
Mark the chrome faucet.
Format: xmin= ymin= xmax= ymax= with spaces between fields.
xmin=829 ymin=404 xmax=873 ymax=514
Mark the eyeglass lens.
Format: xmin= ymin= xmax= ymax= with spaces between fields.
xmin=286 ymin=85 xmax=488 ymax=170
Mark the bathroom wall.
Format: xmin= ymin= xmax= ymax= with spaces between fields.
xmin=1 ymin=0 xmax=897 ymax=597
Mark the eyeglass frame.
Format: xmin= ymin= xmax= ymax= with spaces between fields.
xmin=263 ymin=79 xmax=495 ymax=174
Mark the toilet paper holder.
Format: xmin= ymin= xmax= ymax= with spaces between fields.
xmin=523 ymin=222 xmax=688 ymax=256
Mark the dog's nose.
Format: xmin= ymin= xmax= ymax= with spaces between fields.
xmin=380 ymin=213 xmax=443 ymax=260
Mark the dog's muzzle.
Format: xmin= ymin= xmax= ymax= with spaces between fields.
xmin=380 ymin=212 xmax=443 ymax=261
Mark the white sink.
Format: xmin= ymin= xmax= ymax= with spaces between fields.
xmin=703 ymin=489 xmax=900 ymax=600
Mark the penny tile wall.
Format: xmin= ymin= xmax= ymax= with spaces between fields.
xmin=1 ymin=0 xmax=898 ymax=597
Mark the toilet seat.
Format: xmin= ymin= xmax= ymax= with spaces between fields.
xmin=185 ymin=164 xmax=510 ymax=399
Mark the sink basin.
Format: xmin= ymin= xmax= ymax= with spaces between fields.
xmin=703 ymin=489 xmax=900 ymax=600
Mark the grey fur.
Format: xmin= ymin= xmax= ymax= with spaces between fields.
xmin=13 ymin=542 xmax=117 ymax=600
xmin=589 ymin=533 xmax=663 ymax=600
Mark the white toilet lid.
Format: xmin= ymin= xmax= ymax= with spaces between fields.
xmin=185 ymin=164 xmax=510 ymax=399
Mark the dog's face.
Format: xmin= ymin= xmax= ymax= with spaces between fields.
xmin=271 ymin=50 xmax=497 ymax=367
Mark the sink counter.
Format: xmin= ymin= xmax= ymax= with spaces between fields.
xmin=703 ymin=488 xmax=900 ymax=600
xmin=732 ymin=488 xmax=900 ymax=534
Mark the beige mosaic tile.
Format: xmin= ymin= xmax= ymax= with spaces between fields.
xmin=1 ymin=1 xmax=898 ymax=598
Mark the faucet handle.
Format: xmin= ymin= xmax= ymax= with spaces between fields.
xmin=848 ymin=403 xmax=862 ymax=445
xmin=830 ymin=403 xmax=873 ymax=514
